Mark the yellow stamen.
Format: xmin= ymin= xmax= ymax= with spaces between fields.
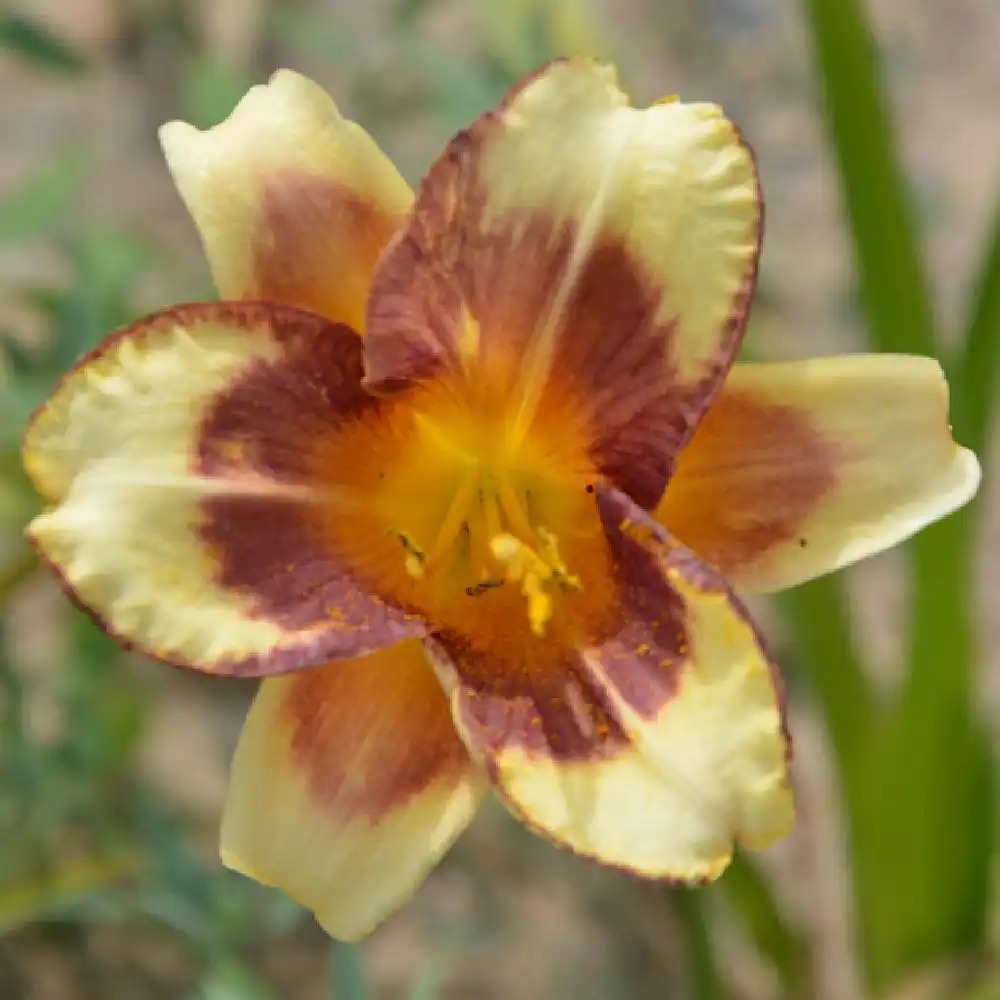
xmin=523 ymin=573 xmax=551 ymax=639
xmin=481 ymin=472 xmax=504 ymax=544
xmin=490 ymin=528 xmax=581 ymax=637
xmin=536 ymin=526 xmax=582 ymax=592
xmin=495 ymin=472 xmax=536 ymax=541
xmin=424 ymin=468 xmax=478 ymax=567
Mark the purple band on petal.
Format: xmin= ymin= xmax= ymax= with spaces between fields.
xmin=253 ymin=171 xmax=404 ymax=325
xmin=196 ymin=311 xmax=373 ymax=482
xmin=282 ymin=647 xmax=472 ymax=822
xmin=432 ymin=483 xmax=790 ymax=768
xmin=364 ymin=61 xmax=761 ymax=509
xmin=430 ymin=632 xmax=630 ymax=764
xmin=191 ymin=308 xmax=425 ymax=674
xmin=365 ymin=189 xmax=687 ymax=508
xmin=199 ymin=495 xmax=423 ymax=675
xmin=597 ymin=483 xmax=790 ymax=745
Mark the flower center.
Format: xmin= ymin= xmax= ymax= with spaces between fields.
xmin=316 ymin=375 xmax=606 ymax=641
xmin=388 ymin=462 xmax=584 ymax=636
xmin=381 ymin=396 xmax=591 ymax=635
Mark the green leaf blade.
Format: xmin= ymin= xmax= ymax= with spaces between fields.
xmin=801 ymin=0 xmax=937 ymax=357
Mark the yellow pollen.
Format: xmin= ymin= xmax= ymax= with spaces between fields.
xmin=490 ymin=527 xmax=582 ymax=637
xmin=390 ymin=529 xmax=428 ymax=580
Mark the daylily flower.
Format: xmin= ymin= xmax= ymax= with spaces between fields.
xmin=22 ymin=60 xmax=979 ymax=941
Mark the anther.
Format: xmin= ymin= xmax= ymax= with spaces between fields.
xmin=389 ymin=529 xmax=427 ymax=580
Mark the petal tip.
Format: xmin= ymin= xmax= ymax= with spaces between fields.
xmin=219 ymin=804 xmax=379 ymax=943
xmin=264 ymin=67 xmax=344 ymax=117
xmin=737 ymin=781 xmax=796 ymax=851
xmin=159 ymin=68 xmax=340 ymax=167
xmin=224 ymin=839 xmax=382 ymax=941
xmin=953 ymin=445 xmax=982 ymax=506
xmin=218 ymin=843 xmax=256 ymax=882
xmin=158 ymin=118 xmax=199 ymax=156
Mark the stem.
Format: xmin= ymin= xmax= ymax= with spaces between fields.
xmin=669 ymin=888 xmax=730 ymax=1000
xmin=951 ymin=184 xmax=1000 ymax=459
xmin=330 ymin=941 xmax=368 ymax=1000
xmin=800 ymin=0 xmax=937 ymax=358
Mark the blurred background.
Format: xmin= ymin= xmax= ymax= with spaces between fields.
xmin=0 ymin=0 xmax=997 ymax=998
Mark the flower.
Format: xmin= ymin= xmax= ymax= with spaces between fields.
xmin=21 ymin=60 xmax=979 ymax=941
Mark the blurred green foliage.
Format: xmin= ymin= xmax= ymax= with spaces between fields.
xmin=0 ymin=12 xmax=87 ymax=75
xmin=0 ymin=60 xmax=290 ymax=993
xmin=798 ymin=0 xmax=997 ymax=994
xmin=0 ymin=1 xmax=996 ymax=998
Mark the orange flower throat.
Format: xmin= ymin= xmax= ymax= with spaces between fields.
xmin=316 ymin=369 xmax=611 ymax=644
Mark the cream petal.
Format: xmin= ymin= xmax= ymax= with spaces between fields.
xmin=161 ymin=70 xmax=412 ymax=330
xmin=427 ymin=486 xmax=792 ymax=881
xmin=24 ymin=302 xmax=423 ymax=674
xmin=221 ymin=641 xmax=485 ymax=940
xmin=364 ymin=58 xmax=760 ymax=507
xmin=658 ymin=355 xmax=980 ymax=592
